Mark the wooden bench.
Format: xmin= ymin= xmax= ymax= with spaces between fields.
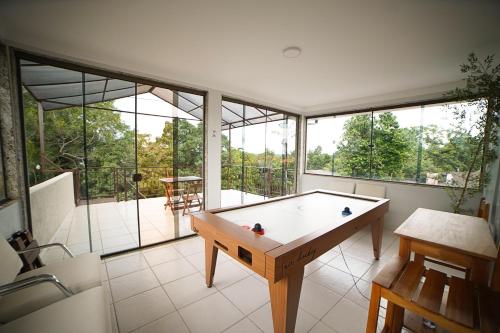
xmin=366 ymin=251 xmax=500 ymax=333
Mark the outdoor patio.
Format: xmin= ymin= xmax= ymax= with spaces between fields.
xmin=41 ymin=190 xmax=266 ymax=263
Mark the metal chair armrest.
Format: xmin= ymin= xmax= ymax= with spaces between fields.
xmin=17 ymin=243 xmax=74 ymax=258
xmin=0 ymin=274 xmax=74 ymax=297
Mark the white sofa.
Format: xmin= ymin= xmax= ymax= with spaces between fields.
xmin=0 ymin=237 xmax=111 ymax=332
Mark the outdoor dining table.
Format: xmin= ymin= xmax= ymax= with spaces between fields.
xmin=159 ymin=176 xmax=203 ymax=212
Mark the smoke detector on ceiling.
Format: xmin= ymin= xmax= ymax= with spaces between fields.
xmin=283 ymin=46 xmax=302 ymax=58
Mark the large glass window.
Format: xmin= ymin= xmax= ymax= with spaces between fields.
xmin=305 ymin=101 xmax=483 ymax=187
xmin=220 ymin=99 xmax=298 ymax=207
xmin=19 ymin=56 xmax=204 ymax=259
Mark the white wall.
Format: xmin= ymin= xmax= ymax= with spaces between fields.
xmin=29 ymin=172 xmax=75 ymax=245
xmin=301 ymin=174 xmax=480 ymax=230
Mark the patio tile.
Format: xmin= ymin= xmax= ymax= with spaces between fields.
xmin=299 ymin=279 xmax=342 ymax=319
xmin=184 ymin=250 xmax=229 ymax=271
xmin=173 ymin=237 xmax=204 ymax=256
xmin=322 ymin=298 xmax=368 ymax=333
xmin=221 ymin=275 xmax=270 ymax=314
xmin=132 ymin=311 xmax=189 ymax=333
xmin=309 ymin=321 xmax=337 ymax=333
xmin=152 ymin=257 xmax=197 ymax=284
xmin=343 ymin=278 xmax=371 ymax=310
xmin=110 ymin=304 xmax=119 ymax=333
xmin=308 ymin=265 xmax=356 ymax=296
xmin=106 ymin=252 xmax=149 ymax=279
xmin=100 ymin=227 xmax=132 ymax=238
xmin=179 ymin=292 xmax=244 ymax=333
xmin=142 ymin=244 xmax=182 ymax=266
xmin=316 ymin=248 xmax=339 ymax=264
xmin=115 ymin=287 xmax=175 ymax=333
xmin=212 ymin=260 xmax=249 ymax=290
xmin=248 ymin=303 xmax=317 ymax=333
xmin=102 ymin=234 xmax=137 ymax=249
xmin=304 ymin=260 xmax=324 ymax=277
xmin=110 ymin=268 xmax=160 ymax=302
xmin=223 ymin=318 xmax=262 ymax=333
xmin=163 ymin=272 xmax=216 ymax=308
xmin=328 ymin=253 xmax=372 ymax=278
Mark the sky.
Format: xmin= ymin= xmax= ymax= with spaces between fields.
xmin=113 ymin=93 xmax=296 ymax=154
xmin=113 ymin=94 xmax=480 ymax=156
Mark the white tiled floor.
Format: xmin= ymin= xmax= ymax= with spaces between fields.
xmin=41 ymin=190 xmax=266 ymax=262
xmin=101 ymin=226 xmax=401 ymax=333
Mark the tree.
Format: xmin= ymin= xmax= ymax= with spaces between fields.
xmin=334 ymin=113 xmax=412 ymax=180
xmin=446 ymin=53 xmax=500 ymax=212
xmin=23 ymin=92 xmax=135 ymax=190
xmin=306 ymin=146 xmax=331 ymax=171
xmin=371 ymin=113 xmax=412 ymax=180
xmin=335 ymin=114 xmax=372 ymax=177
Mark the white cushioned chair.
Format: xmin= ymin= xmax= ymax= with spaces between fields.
xmin=0 ymin=237 xmax=104 ymax=326
xmin=354 ymin=182 xmax=386 ymax=198
xmin=0 ymin=286 xmax=110 ymax=333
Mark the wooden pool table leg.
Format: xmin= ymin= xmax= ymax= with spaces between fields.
xmin=371 ymin=217 xmax=384 ymax=260
xmin=205 ymin=239 xmax=218 ymax=288
xmin=269 ymin=267 xmax=304 ymax=333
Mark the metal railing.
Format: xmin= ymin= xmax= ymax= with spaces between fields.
xmin=37 ymin=166 xmax=202 ymax=205
xmin=34 ymin=164 xmax=296 ymax=205
xmin=221 ymin=164 xmax=296 ymax=198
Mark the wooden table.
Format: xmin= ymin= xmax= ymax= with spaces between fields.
xmin=394 ymin=208 xmax=497 ymax=285
xmin=191 ymin=190 xmax=390 ymax=333
xmin=391 ymin=208 xmax=497 ymax=332
xmin=159 ymin=176 xmax=202 ymax=212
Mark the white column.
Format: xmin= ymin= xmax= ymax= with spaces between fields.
xmin=296 ymin=115 xmax=306 ymax=193
xmin=205 ymin=89 xmax=222 ymax=209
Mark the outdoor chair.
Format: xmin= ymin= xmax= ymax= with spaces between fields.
xmin=182 ymin=180 xmax=203 ymax=215
xmin=164 ymin=183 xmax=185 ymax=214
xmin=0 ymin=237 xmax=103 ymax=324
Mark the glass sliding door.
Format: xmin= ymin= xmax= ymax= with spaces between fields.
xmin=84 ymin=77 xmax=139 ymax=255
xmin=18 ymin=54 xmax=205 ymax=258
xmin=220 ymin=99 xmax=298 ymax=208
xmin=135 ymin=88 xmax=204 ymax=245
xmin=20 ymin=60 xmax=92 ymax=260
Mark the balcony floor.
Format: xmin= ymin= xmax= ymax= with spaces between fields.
xmin=41 ymin=190 xmax=266 ymax=263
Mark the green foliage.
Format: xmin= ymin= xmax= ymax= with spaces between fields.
xmin=333 ymin=113 xmax=412 ymax=180
xmin=221 ymin=134 xmax=296 ymax=197
xmin=335 ymin=114 xmax=372 ymax=177
xmin=445 ymin=53 xmax=500 ymax=213
xmin=306 ymin=146 xmax=331 ymax=171
xmin=306 ymin=112 xmax=481 ymax=186
xmin=25 ymin=84 xmax=295 ymax=201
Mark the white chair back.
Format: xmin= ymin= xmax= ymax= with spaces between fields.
xmin=0 ymin=237 xmax=22 ymax=286
xmin=355 ymin=183 xmax=386 ymax=198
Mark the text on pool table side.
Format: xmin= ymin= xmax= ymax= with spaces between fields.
xmin=283 ymin=247 xmax=317 ymax=270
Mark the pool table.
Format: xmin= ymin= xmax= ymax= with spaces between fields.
xmin=190 ymin=190 xmax=390 ymax=333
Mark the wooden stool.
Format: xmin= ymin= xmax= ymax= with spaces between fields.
xmin=366 ymin=255 xmax=500 ymax=333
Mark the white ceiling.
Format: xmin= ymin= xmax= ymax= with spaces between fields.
xmin=1 ymin=0 xmax=499 ymax=114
